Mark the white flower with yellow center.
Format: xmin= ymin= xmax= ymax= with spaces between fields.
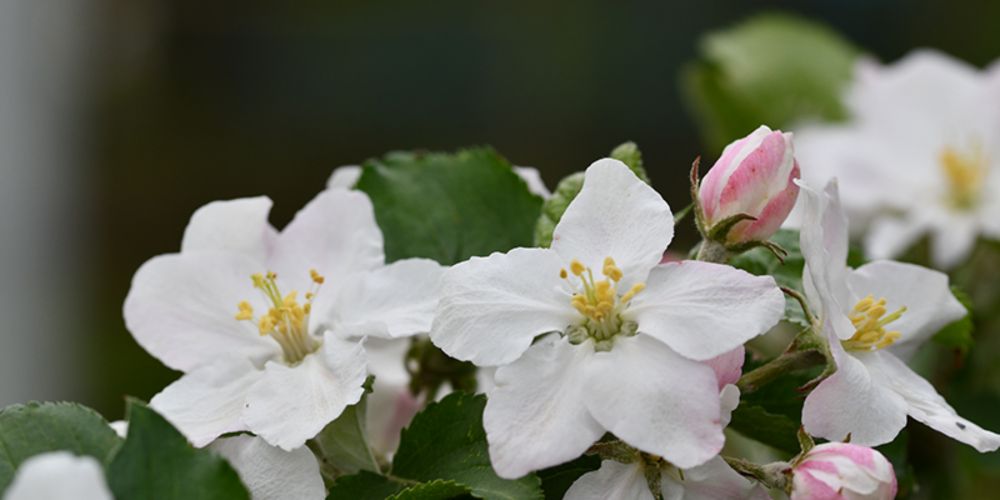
xmin=430 ymin=159 xmax=785 ymax=478
xmin=798 ymin=180 xmax=1000 ymax=451
xmin=792 ymin=50 xmax=1000 ymax=268
xmin=124 ymin=189 xmax=443 ymax=450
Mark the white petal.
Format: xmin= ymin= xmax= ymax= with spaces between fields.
xmin=210 ymin=435 xmax=326 ymax=500
xmin=663 ymin=456 xmax=769 ymax=500
xmin=551 ymin=158 xmax=673 ymax=287
xmin=3 ymin=452 xmax=112 ymax=500
xmin=929 ymin=214 xmax=978 ymax=269
xmin=719 ymin=385 xmax=740 ymax=428
xmin=149 ymin=358 xmax=262 ymax=447
xmin=864 ymin=215 xmax=926 ymax=262
xmin=270 ymin=190 xmax=384 ymax=290
xmin=582 ymin=334 xmax=724 ymax=469
xmin=430 ymin=248 xmax=576 ymax=366
xmin=320 ymin=258 xmax=444 ymax=339
xmin=797 ymin=180 xmax=855 ymax=338
xmin=564 ymin=460 xmax=653 ymax=500
xmin=483 ymin=335 xmax=604 ymax=478
xmin=513 ymin=166 xmax=552 ymax=198
xmin=327 ymin=165 xmax=362 ymax=190
xmin=801 ymin=345 xmax=908 ymax=447
xmin=847 ymin=261 xmax=966 ymax=356
xmin=181 ymin=197 xmax=278 ymax=261
xmin=364 ymin=337 xmax=418 ymax=455
xmin=124 ymin=252 xmax=279 ymax=372
xmin=109 ymin=420 xmax=128 ymax=438
xmin=863 ymin=351 xmax=1000 ymax=452
xmin=243 ymin=334 xmax=368 ymax=450
xmin=628 ymin=261 xmax=784 ymax=361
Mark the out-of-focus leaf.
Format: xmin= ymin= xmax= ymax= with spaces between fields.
xmin=683 ymin=13 xmax=860 ymax=150
xmin=876 ymin=431 xmax=916 ymax=498
xmin=730 ymin=229 xmax=808 ymax=327
xmin=389 ymin=479 xmax=472 ymax=500
xmin=537 ymin=454 xmax=602 ymax=500
xmin=107 ymin=401 xmax=249 ymax=500
xmin=0 ymin=402 xmax=123 ymax=491
xmin=327 ymin=470 xmax=403 ymax=500
xmin=932 ymin=287 xmax=974 ymax=355
xmin=357 ymin=148 xmax=543 ymax=265
xmin=728 ymin=404 xmax=801 ymax=455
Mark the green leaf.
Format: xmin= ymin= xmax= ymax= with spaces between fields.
xmin=0 ymin=401 xmax=123 ymax=491
xmin=356 ymin=148 xmax=543 ymax=265
xmin=728 ymin=404 xmax=801 ymax=455
xmin=609 ymin=141 xmax=650 ymax=183
xmin=392 ymin=393 xmax=543 ymax=500
xmin=312 ymin=377 xmax=380 ymax=480
xmin=537 ymin=454 xmax=601 ymax=500
xmin=389 ymin=479 xmax=472 ymax=500
xmin=932 ymin=287 xmax=974 ymax=354
xmin=107 ymin=401 xmax=249 ymax=500
xmin=683 ymin=13 xmax=860 ymax=150
xmin=327 ymin=471 xmax=405 ymax=500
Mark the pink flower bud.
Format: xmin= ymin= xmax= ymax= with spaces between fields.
xmin=699 ymin=125 xmax=800 ymax=244
xmin=791 ymin=443 xmax=897 ymax=500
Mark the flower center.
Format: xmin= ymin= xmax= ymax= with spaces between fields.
xmin=560 ymin=257 xmax=644 ymax=351
xmin=939 ymin=144 xmax=988 ymax=209
xmin=234 ymin=270 xmax=325 ymax=364
xmin=841 ymin=294 xmax=907 ymax=352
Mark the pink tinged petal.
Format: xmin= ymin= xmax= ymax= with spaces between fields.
xmin=551 ymin=158 xmax=674 ymax=288
xmin=582 ymin=334 xmax=724 ymax=469
xmin=792 ymin=443 xmax=897 ymax=500
xmin=270 ymin=190 xmax=384 ymax=290
xmin=863 ymin=351 xmax=1000 ymax=452
xmin=210 ymin=435 xmax=326 ymax=500
xmin=181 ymin=196 xmax=278 ymax=261
xmin=243 ymin=334 xmax=367 ymax=450
xmin=483 ymin=335 xmax=604 ymax=478
xmin=3 ymin=452 xmax=113 ymax=500
xmin=149 ymin=358 xmax=262 ymax=447
xmin=847 ymin=261 xmax=966 ymax=358
xmin=629 ymin=261 xmax=784 ymax=361
xmin=429 ymin=248 xmax=575 ymax=366
xmin=327 ymin=165 xmax=362 ymax=190
xmin=699 ymin=127 xmax=771 ymax=220
xmin=728 ymin=161 xmax=801 ymax=243
xmin=364 ymin=337 xmax=418 ymax=455
xmin=714 ymin=132 xmax=793 ymax=217
xmin=124 ymin=252 xmax=280 ymax=372
xmin=317 ymin=258 xmax=444 ymax=339
xmin=790 ymin=469 xmax=844 ymax=500
xmin=665 ymin=456 xmax=771 ymax=500
xmin=704 ymin=346 xmax=745 ymax=390
xmin=564 ymin=460 xmax=653 ymax=500
xmin=801 ymin=345 xmax=908 ymax=447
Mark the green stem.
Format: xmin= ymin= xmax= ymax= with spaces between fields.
xmin=723 ymin=456 xmax=790 ymax=491
xmin=695 ymin=239 xmax=730 ymax=263
xmin=737 ymin=348 xmax=826 ymax=394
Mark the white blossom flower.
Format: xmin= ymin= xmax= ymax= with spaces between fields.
xmin=430 ymin=159 xmax=785 ymax=477
xmin=3 ymin=452 xmax=112 ymax=500
xmin=124 ymin=189 xmax=443 ymax=450
xmin=798 ymin=180 xmax=1000 ymax=451
xmin=210 ymin=435 xmax=326 ymax=500
xmin=565 ymin=347 xmax=767 ymax=500
xmin=793 ymin=50 xmax=1000 ymax=268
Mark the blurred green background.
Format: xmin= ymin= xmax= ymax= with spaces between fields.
xmin=2 ymin=0 xmax=999 ymax=498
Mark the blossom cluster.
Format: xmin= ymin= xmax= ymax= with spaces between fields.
xmin=4 ymin=49 xmax=1000 ymax=500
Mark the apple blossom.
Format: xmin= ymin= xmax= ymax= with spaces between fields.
xmin=699 ymin=125 xmax=800 ymax=245
xmin=797 ymin=180 xmax=1000 ymax=451
xmin=2 ymin=452 xmax=112 ymax=500
xmin=430 ymin=159 xmax=785 ymax=478
xmin=565 ymin=346 xmax=767 ymax=500
xmin=210 ymin=435 xmax=326 ymax=500
xmin=124 ymin=189 xmax=443 ymax=450
xmin=792 ymin=50 xmax=1000 ymax=268
xmin=790 ymin=443 xmax=896 ymax=500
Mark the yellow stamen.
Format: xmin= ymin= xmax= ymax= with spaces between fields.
xmin=559 ymin=268 xmax=568 ymax=279
xmin=940 ymin=145 xmax=988 ymax=209
xmin=570 ymin=259 xmax=586 ymax=276
xmin=561 ymin=256 xmax=645 ymax=343
xmin=843 ymin=294 xmax=907 ymax=352
xmin=236 ymin=270 xmax=324 ymax=363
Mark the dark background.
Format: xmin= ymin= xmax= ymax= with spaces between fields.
xmin=16 ymin=0 xmax=1000 ymax=426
